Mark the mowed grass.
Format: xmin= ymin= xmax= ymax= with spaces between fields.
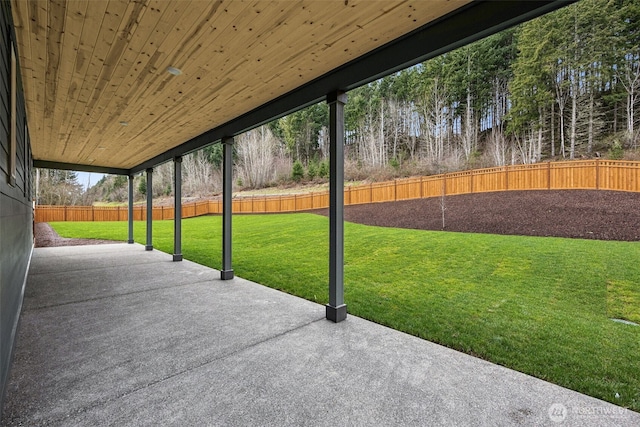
xmin=51 ymin=214 xmax=640 ymax=411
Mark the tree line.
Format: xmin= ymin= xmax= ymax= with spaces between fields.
xmin=37 ymin=0 xmax=640 ymax=204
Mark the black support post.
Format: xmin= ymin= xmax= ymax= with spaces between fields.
xmin=173 ymin=156 xmax=183 ymax=261
xmin=326 ymin=91 xmax=347 ymax=322
xmin=128 ymin=175 xmax=134 ymax=244
xmin=145 ymin=168 xmax=153 ymax=251
xmin=221 ymin=137 xmax=234 ymax=280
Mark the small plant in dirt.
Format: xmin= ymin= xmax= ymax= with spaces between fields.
xmin=291 ymin=160 xmax=305 ymax=182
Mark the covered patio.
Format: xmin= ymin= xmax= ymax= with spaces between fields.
xmin=6 ymin=1 xmax=638 ymax=424
xmin=2 ymin=244 xmax=638 ymax=425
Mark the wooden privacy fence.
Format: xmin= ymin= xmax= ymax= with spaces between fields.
xmin=35 ymin=159 xmax=640 ymax=223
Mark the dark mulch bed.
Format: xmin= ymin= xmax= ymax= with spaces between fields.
xmin=35 ymin=190 xmax=640 ymax=246
xmin=34 ymin=223 xmax=122 ymax=248
xmin=311 ymin=190 xmax=640 ymax=241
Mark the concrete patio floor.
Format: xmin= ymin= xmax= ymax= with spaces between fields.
xmin=2 ymin=244 xmax=638 ymax=426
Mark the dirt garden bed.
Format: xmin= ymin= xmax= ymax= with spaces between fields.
xmin=311 ymin=189 xmax=640 ymax=241
xmin=35 ymin=189 xmax=640 ymax=247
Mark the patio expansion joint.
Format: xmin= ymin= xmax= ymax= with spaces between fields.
xmin=23 ymin=278 xmax=218 ymax=312
xmin=45 ymin=316 xmax=326 ymax=423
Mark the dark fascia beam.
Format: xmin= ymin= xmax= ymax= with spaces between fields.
xmin=34 ymin=160 xmax=129 ymax=176
xmin=127 ymin=0 xmax=573 ymax=174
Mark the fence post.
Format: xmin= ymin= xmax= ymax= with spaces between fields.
xmin=92 ymin=206 xmax=94 ymax=222
xmin=548 ymin=161 xmax=551 ymax=190
xmin=394 ymin=180 xmax=397 ymax=201
xmin=64 ymin=206 xmax=67 ymax=222
xmin=420 ymin=177 xmax=424 ymax=198
xmin=370 ymin=183 xmax=373 ymax=202
xmin=595 ymin=158 xmax=600 ymax=190
xmin=470 ymin=169 xmax=474 ymax=194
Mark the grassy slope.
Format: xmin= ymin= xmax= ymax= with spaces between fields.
xmin=51 ymin=215 xmax=640 ymax=411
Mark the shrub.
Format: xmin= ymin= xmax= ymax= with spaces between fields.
xmin=307 ymin=162 xmax=318 ymax=180
xmin=389 ymin=157 xmax=400 ymax=171
xmin=292 ymin=160 xmax=305 ymax=182
xmin=609 ymin=141 xmax=624 ymax=160
xmin=138 ymin=176 xmax=147 ymax=196
xmin=318 ymin=160 xmax=329 ymax=179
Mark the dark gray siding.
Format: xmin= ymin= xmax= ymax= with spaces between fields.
xmin=0 ymin=1 xmax=33 ymax=410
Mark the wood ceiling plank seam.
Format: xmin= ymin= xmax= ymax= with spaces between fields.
xmin=75 ymin=0 xmax=164 ymax=163
xmin=17 ymin=0 xmax=494 ymax=169
xmin=48 ymin=1 xmax=89 ymax=162
xmin=120 ymin=14 xmax=280 ymax=144
xmin=44 ymin=0 xmax=67 ymax=125
xmin=99 ymin=3 xmax=224 ymax=139
xmin=158 ymin=0 xmax=229 ymax=74
xmin=244 ymin=2 xmax=449 ymax=103
xmin=58 ymin=0 xmax=129 ymax=142
xmin=190 ymin=1 xmax=414 ymax=133
xmin=329 ymin=1 xmax=467 ymax=52
xmin=103 ymin=1 xmax=253 ymax=160
xmin=262 ymin=1 xmax=463 ymax=85
xmin=75 ymin=0 xmax=149 ymax=157
xmin=240 ymin=1 xmax=352 ymax=56
xmin=43 ymin=0 xmax=72 ymax=160
xmin=295 ymin=10 xmax=385 ymax=59
xmin=11 ymin=1 xmax=37 ymax=151
xmin=118 ymin=1 xmax=310 ymax=154
xmin=115 ymin=1 xmax=251 ymax=124
xmin=152 ymin=2 xmax=448 ymax=155
xmin=192 ymin=3 xmax=302 ymax=82
xmin=119 ymin=80 xmax=217 ymax=146
xmin=225 ymin=2 xmax=444 ymax=104
xmin=231 ymin=2 xmax=369 ymax=93
xmin=54 ymin=0 xmax=109 ymax=148
xmin=25 ymin=0 xmax=48 ymax=158
xmin=56 ymin=0 xmax=113 ymax=161
xmin=83 ymin=0 xmax=191 ymax=157
xmin=180 ymin=2 xmax=368 ymax=121
xmin=120 ymin=82 xmax=227 ymax=157
xmin=115 ymin=0 xmax=444 ymax=166
xmin=112 ymin=3 xmax=224 ymax=104
xmin=59 ymin=0 xmax=130 ymax=159
xmin=113 ymin=0 xmax=285 ymax=161
xmin=164 ymin=0 xmax=274 ymax=76
xmin=228 ymin=1 xmax=342 ymax=78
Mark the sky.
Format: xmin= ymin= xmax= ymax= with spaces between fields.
xmin=76 ymin=171 xmax=105 ymax=190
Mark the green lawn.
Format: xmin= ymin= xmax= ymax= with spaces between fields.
xmin=51 ymin=214 xmax=640 ymax=411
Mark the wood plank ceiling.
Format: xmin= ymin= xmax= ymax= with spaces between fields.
xmin=11 ymin=0 xmax=470 ymax=170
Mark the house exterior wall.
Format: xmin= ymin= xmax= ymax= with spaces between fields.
xmin=0 ymin=1 xmax=33 ymax=408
